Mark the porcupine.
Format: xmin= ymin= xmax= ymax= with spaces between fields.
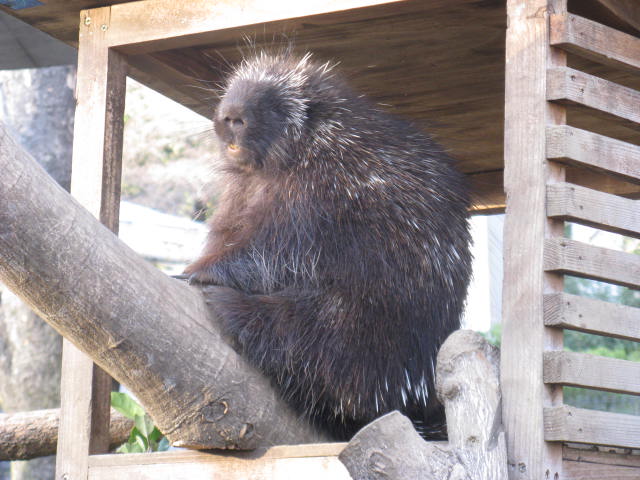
xmin=184 ymin=51 xmax=472 ymax=440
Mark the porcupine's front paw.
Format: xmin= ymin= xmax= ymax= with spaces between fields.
xmin=181 ymin=256 xmax=224 ymax=285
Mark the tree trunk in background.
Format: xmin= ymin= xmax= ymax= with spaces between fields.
xmin=0 ymin=65 xmax=75 ymax=480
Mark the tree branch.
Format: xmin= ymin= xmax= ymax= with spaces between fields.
xmin=0 ymin=121 xmax=324 ymax=449
xmin=339 ymin=330 xmax=507 ymax=479
xmin=0 ymin=409 xmax=132 ymax=461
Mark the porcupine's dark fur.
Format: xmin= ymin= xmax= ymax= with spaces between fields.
xmin=185 ymin=51 xmax=473 ymax=440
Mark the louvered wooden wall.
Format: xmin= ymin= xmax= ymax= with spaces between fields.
xmin=502 ymin=2 xmax=639 ymax=478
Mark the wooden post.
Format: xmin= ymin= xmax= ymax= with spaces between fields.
xmin=55 ymin=7 xmax=127 ymax=480
xmin=501 ymin=0 xmax=567 ymax=479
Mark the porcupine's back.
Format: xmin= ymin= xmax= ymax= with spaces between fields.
xmin=185 ymin=52 xmax=473 ymax=439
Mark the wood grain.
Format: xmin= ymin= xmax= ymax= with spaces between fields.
xmin=543 ymin=292 xmax=640 ymax=341
xmin=544 ymin=238 xmax=640 ymax=289
xmin=550 ymin=13 xmax=640 ymax=73
xmin=547 ymin=67 xmax=640 ymax=125
xmin=546 ymin=182 xmax=639 ymax=237
xmin=501 ymin=1 xmax=566 ymax=478
xmin=0 ymin=409 xmax=133 ymax=461
xmin=88 ymin=444 xmax=349 ymax=480
xmin=106 ymin=0 xmax=405 ymax=52
xmin=543 ymin=351 xmax=640 ymax=395
xmin=545 ymin=405 xmax=640 ymax=448
xmin=563 ymin=445 xmax=640 ymax=468
xmin=0 ymin=121 xmax=325 ymax=451
xmin=563 ymin=461 xmax=640 ymax=480
xmin=595 ymin=0 xmax=640 ymax=32
xmin=56 ymin=7 xmax=127 ymax=479
xmin=546 ymin=125 xmax=640 ymax=184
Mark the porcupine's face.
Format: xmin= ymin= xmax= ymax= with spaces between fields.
xmin=214 ymin=77 xmax=304 ymax=171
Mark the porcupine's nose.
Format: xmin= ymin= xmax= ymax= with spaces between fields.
xmin=224 ymin=115 xmax=245 ymax=131
xmin=221 ymin=105 xmax=246 ymax=135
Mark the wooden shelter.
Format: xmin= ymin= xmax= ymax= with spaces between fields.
xmin=1 ymin=0 xmax=639 ymax=478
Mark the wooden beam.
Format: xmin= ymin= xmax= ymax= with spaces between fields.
xmin=544 ymin=351 xmax=640 ymax=395
xmin=596 ymin=0 xmax=640 ymax=33
xmin=544 ymin=238 xmax=640 ymax=289
xmin=87 ymin=444 xmax=350 ymax=480
xmin=563 ymin=460 xmax=640 ymax=480
xmin=56 ymin=7 xmax=127 ymax=480
xmin=562 ymin=460 xmax=640 ymax=480
xmin=543 ymin=293 xmax=640 ymax=342
xmin=550 ymin=14 xmax=640 ymax=73
xmin=501 ymin=0 xmax=567 ymax=478
xmin=546 ymin=182 xmax=639 ymax=237
xmin=547 ymin=126 xmax=640 ymax=184
xmin=547 ymin=67 xmax=640 ymax=125
xmin=545 ymin=405 xmax=640 ymax=449
xmin=563 ymin=445 xmax=640 ymax=469
xmin=104 ymin=0 xmax=406 ymax=53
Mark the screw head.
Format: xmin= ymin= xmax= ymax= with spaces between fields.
xmin=84 ymin=16 xmax=91 ymax=25
xmin=101 ymin=24 xmax=108 ymax=31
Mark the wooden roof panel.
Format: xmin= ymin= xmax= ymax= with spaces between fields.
xmin=2 ymin=0 xmax=638 ymax=208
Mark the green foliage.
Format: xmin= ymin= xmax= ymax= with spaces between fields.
xmin=121 ymin=183 xmax=143 ymax=197
xmin=481 ymin=323 xmax=502 ymax=348
xmin=561 ymin=231 xmax=640 ymax=415
xmin=111 ymin=392 xmax=170 ymax=454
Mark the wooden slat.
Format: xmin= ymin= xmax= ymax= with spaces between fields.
xmin=544 ymin=238 xmax=640 ymax=289
xmin=546 ymin=182 xmax=640 ymax=237
xmin=564 ymin=445 xmax=640 ymax=469
xmin=56 ymin=7 xmax=126 ymax=480
xmin=545 ymin=405 xmax=640 ymax=448
xmin=550 ymin=13 xmax=640 ymax=73
xmin=88 ymin=444 xmax=351 ymax=480
xmin=563 ymin=461 xmax=640 ymax=480
xmin=547 ymin=67 xmax=640 ymax=125
xmin=544 ymin=351 xmax=640 ymax=395
xmin=547 ymin=126 xmax=640 ymax=184
xmin=544 ymin=293 xmax=640 ymax=342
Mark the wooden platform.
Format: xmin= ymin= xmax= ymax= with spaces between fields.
xmin=3 ymin=0 xmax=639 ymax=212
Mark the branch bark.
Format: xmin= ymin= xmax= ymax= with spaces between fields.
xmin=0 ymin=121 xmax=324 ymax=449
xmin=339 ymin=330 xmax=507 ymax=479
xmin=0 ymin=409 xmax=132 ymax=461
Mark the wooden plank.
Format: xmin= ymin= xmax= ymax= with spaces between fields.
xmin=56 ymin=6 xmax=126 ymax=480
xmin=89 ymin=443 xmax=347 ymax=467
xmin=547 ymin=67 xmax=640 ymax=125
xmin=546 ymin=182 xmax=640 ymax=238
xmin=550 ymin=13 xmax=640 ymax=73
xmin=547 ymin=126 xmax=640 ymax=184
xmin=544 ymin=238 xmax=640 ymax=289
xmin=563 ymin=461 xmax=640 ymax=480
xmin=544 ymin=351 xmax=640 ymax=395
xmin=105 ymin=0 xmax=406 ymax=53
xmin=543 ymin=293 xmax=640 ymax=342
xmin=501 ymin=0 xmax=567 ymax=478
xmin=545 ymin=405 xmax=640 ymax=448
xmin=547 ymin=67 xmax=640 ymax=126
xmin=564 ymin=446 xmax=640 ymax=480
xmin=88 ymin=444 xmax=350 ymax=480
xmin=89 ymin=457 xmax=350 ymax=480
xmin=564 ymin=445 xmax=640 ymax=469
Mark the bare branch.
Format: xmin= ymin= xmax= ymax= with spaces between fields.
xmin=0 ymin=121 xmax=324 ymax=449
